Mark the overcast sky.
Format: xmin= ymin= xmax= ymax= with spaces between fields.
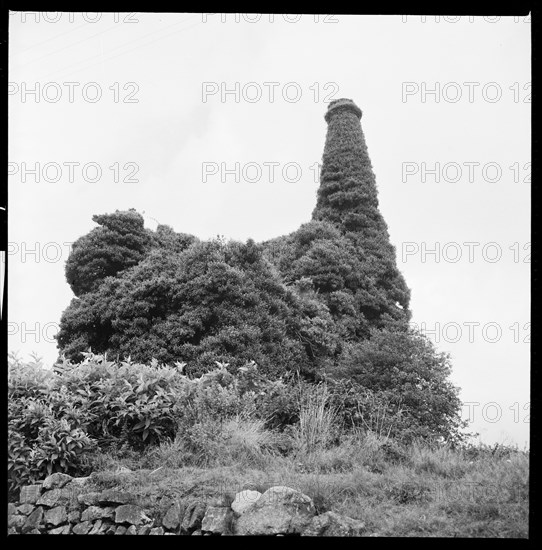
xmin=8 ymin=12 xmax=531 ymax=447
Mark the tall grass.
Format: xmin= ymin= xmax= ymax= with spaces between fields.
xmin=294 ymin=383 xmax=339 ymax=453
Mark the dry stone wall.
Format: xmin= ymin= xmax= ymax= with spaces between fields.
xmin=8 ymin=473 xmax=366 ymax=536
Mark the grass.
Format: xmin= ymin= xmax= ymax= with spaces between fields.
xmin=9 ymin=354 xmax=528 ymax=537
xmin=86 ymin=428 xmax=529 ymax=538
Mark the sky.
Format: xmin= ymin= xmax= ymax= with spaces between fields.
xmin=7 ymin=12 xmax=531 ymax=447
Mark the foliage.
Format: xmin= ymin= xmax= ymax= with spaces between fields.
xmin=8 ymin=374 xmax=96 ymax=496
xmin=65 ymin=209 xmax=154 ymax=297
xmin=53 ymin=98 xmax=466 ymax=447
xmin=327 ymin=326 xmax=467 ymax=443
xmin=57 ymin=238 xmax=336 ymax=380
xmin=292 ymin=383 xmax=339 ymax=453
xmin=8 ymin=353 xmax=186 ymax=495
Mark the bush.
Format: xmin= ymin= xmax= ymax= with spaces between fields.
xmin=8 ymin=352 xmax=188 ymax=495
xmin=8 ymin=390 xmax=96 ymax=497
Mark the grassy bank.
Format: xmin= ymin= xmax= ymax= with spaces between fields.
xmin=9 ymin=354 xmax=529 ymax=537
xmin=88 ymin=432 xmax=529 ymax=538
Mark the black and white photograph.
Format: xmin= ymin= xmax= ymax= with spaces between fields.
xmin=7 ymin=11 xmax=531 ymax=537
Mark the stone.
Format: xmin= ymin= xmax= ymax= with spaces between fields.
xmin=138 ymin=525 xmax=151 ymax=535
xmin=115 ymin=466 xmax=133 ymax=475
xmin=98 ymin=489 xmax=134 ymax=505
xmin=126 ymin=525 xmax=137 ymax=535
xmin=22 ymin=506 xmax=44 ymax=533
xmin=42 ymin=473 xmax=73 ymax=490
xmin=17 ymin=503 xmax=35 ymax=516
xmin=231 ymin=490 xmax=262 ymax=515
xmin=8 ymin=502 xmax=18 ymax=518
xmin=191 ymin=529 xmax=202 ymax=536
xmin=181 ymin=501 xmax=206 ymax=533
xmin=81 ymin=505 xmax=115 ymax=522
xmin=162 ymin=501 xmax=181 ymax=530
xmin=88 ymin=519 xmax=103 ymax=534
xmin=64 ymin=486 xmax=85 ymax=511
xmin=36 ymin=488 xmax=66 ymax=508
xmin=44 ymin=505 xmax=68 ymax=527
xmin=302 ymin=511 xmax=366 ymax=536
xmin=70 ymin=476 xmax=91 ymax=486
xmin=78 ymin=492 xmax=101 ymax=506
xmin=48 ymin=524 xmax=71 ymax=534
xmin=93 ymin=520 xmax=115 ymax=534
xmin=8 ymin=527 xmax=18 ymax=535
xmin=8 ymin=514 xmax=26 ymax=529
xmin=67 ymin=510 xmax=81 ymax=523
xmin=201 ymin=506 xmax=232 ymax=535
xmin=115 ymin=525 xmax=127 ymax=535
xmin=114 ymin=504 xmax=149 ymax=525
xmin=27 ymin=528 xmax=42 ymax=534
xmin=149 ymin=526 xmax=164 ymax=535
xmin=72 ymin=521 xmax=93 ymax=535
xmin=20 ymin=484 xmax=42 ymax=504
xmin=235 ymin=486 xmax=316 ymax=535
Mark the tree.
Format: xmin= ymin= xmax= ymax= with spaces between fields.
xmin=56 ymin=99 xmax=465 ymax=442
xmin=65 ymin=209 xmax=153 ymax=296
xmin=328 ymin=326 xmax=466 ymax=443
xmin=57 ymin=236 xmax=338 ymax=379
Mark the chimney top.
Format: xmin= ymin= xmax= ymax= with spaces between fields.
xmin=325 ymin=98 xmax=362 ymax=122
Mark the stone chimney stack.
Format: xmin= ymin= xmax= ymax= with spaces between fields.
xmin=313 ymin=98 xmax=411 ymax=315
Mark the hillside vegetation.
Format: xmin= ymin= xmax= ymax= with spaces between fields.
xmin=8 ymin=99 xmax=529 ymax=536
xmin=8 ymin=352 xmax=528 ymax=537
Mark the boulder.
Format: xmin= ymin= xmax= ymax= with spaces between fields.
xmin=235 ymin=486 xmax=316 ymax=535
xmin=36 ymin=487 xmax=74 ymax=508
xmin=81 ymin=506 xmax=115 ymax=522
xmin=181 ymin=501 xmax=206 ymax=533
xmin=201 ymin=506 xmax=233 ymax=535
xmin=138 ymin=525 xmax=151 ymax=535
xmin=17 ymin=503 xmax=35 ymax=516
xmin=48 ymin=524 xmax=71 ymax=534
xmin=8 ymin=502 xmax=18 ymax=518
xmin=20 ymin=484 xmax=42 ymax=504
xmin=88 ymin=519 xmax=104 ymax=534
xmin=149 ymin=526 xmax=164 ymax=535
xmin=78 ymin=492 xmax=101 ymax=506
xmin=114 ymin=504 xmax=150 ymax=526
xmin=22 ymin=506 xmax=44 ymax=533
xmin=8 ymin=514 xmax=25 ymax=529
xmin=302 ymin=511 xmax=366 ymax=536
xmin=42 ymin=473 xmax=73 ymax=490
xmin=44 ymin=505 xmax=68 ymax=527
xmin=115 ymin=525 xmax=127 ymax=535
xmin=72 ymin=521 xmax=93 ymax=535
xmin=162 ymin=501 xmax=182 ymax=530
xmin=126 ymin=525 xmax=137 ymax=535
xmin=231 ymin=489 xmax=262 ymax=515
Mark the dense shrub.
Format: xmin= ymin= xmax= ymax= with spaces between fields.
xmin=8 ymin=353 xmax=187 ymax=495
xmin=57 ymin=238 xmax=335 ymax=380
xmin=54 ymin=99 xmax=467 ymax=443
